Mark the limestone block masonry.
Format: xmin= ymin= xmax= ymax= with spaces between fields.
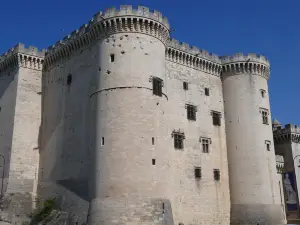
xmin=0 ymin=44 xmax=45 ymax=222
xmin=0 ymin=4 xmax=284 ymax=225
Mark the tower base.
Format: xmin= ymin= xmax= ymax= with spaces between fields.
xmin=87 ymin=197 xmax=174 ymax=225
xmin=230 ymin=204 xmax=285 ymax=225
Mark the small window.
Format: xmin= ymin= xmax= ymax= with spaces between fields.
xmin=195 ymin=167 xmax=201 ymax=179
xmin=152 ymin=137 xmax=155 ymax=145
xmin=186 ymin=104 xmax=196 ymax=121
xmin=67 ymin=74 xmax=72 ymax=85
xmin=152 ymin=159 xmax=156 ymax=165
xmin=153 ymin=77 xmax=163 ymax=97
xmin=172 ymin=132 xmax=185 ymax=150
xmin=201 ymin=138 xmax=210 ymax=153
xmin=265 ymin=140 xmax=271 ymax=151
xmin=205 ymin=88 xmax=209 ymax=96
xmin=260 ymin=108 xmax=269 ymax=125
xmin=211 ymin=111 xmax=221 ymax=126
xmin=260 ymin=89 xmax=266 ymax=98
xmin=101 ymin=137 xmax=104 ymax=146
xmin=110 ymin=54 xmax=115 ymax=62
xmin=214 ymin=169 xmax=220 ymax=181
xmin=183 ymin=82 xmax=188 ymax=90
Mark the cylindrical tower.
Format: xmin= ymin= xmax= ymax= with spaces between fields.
xmin=88 ymin=6 xmax=173 ymax=225
xmin=221 ymin=54 xmax=285 ymax=224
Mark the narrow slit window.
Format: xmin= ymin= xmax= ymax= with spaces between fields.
xmin=183 ymin=82 xmax=188 ymax=90
xmin=101 ymin=137 xmax=104 ymax=146
xmin=214 ymin=169 xmax=220 ymax=181
xmin=205 ymin=88 xmax=210 ymax=96
xmin=152 ymin=137 xmax=155 ymax=145
xmin=152 ymin=159 xmax=156 ymax=165
xmin=260 ymin=89 xmax=266 ymax=98
xmin=194 ymin=167 xmax=201 ymax=179
xmin=67 ymin=74 xmax=72 ymax=85
xmin=265 ymin=140 xmax=271 ymax=151
xmin=110 ymin=54 xmax=115 ymax=62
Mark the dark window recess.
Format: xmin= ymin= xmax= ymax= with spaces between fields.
xmin=152 ymin=137 xmax=155 ymax=145
xmin=110 ymin=54 xmax=115 ymax=62
xmin=183 ymin=82 xmax=188 ymax=90
xmin=194 ymin=167 xmax=201 ymax=179
xmin=205 ymin=88 xmax=210 ymax=96
xmin=262 ymin=110 xmax=268 ymax=124
xmin=266 ymin=141 xmax=271 ymax=151
xmin=202 ymin=139 xmax=209 ymax=153
xmin=212 ymin=111 xmax=221 ymax=126
xmin=214 ymin=169 xmax=220 ymax=181
xmin=67 ymin=74 xmax=72 ymax=85
xmin=260 ymin=89 xmax=266 ymax=98
xmin=101 ymin=137 xmax=104 ymax=146
xmin=152 ymin=159 xmax=156 ymax=165
xmin=173 ymin=132 xmax=184 ymax=150
xmin=153 ymin=77 xmax=163 ymax=96
xmin=187 ymin=105 xmax=196 ymax=121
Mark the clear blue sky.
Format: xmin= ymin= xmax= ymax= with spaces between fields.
xmin=1 ymin=0 xmax=299 ymax=125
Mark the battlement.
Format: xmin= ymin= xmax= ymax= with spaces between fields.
xmin=167 ymin=39 xmax=221 ymax=63
xmin=219 ymin=53 xmax=269 ymax=66
xmin=273 ymin=124 xmax=300 ymax=135
xmin=0 ymin=43 xmax=46 ymax=63
xmin=0 ymin=44 xmax=45 ymax=73
xmin=47 ymin=5 xmax=170 ymax=54
xmin=92 ymin=5 xmax=169 ymax=28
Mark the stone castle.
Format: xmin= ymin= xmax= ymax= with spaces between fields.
xmin=0 ymin=5 xmax=290 ymax=225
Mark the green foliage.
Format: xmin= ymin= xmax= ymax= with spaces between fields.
xmin=29 ymin=197 xmax=58 ymax=225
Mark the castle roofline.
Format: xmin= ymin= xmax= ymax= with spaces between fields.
xmin=219 ymin=53 xmax=270 ymax=66
xmin=0 ymin=43 xmax=45 ymax=73
xmin=0 ymin=43 xmax=46 ymax=63
xmin=167 ymin=39 xmax=221 ymax=64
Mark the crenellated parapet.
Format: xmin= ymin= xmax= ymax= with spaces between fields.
xmin=275 ymin=155 xmax=284 ymax=174
xmin=44 ymin=5 xmax=170 ymax=71
xmin=273 ymin=124 xmax=300 ymax=144
xmin=220 ymin=53 xmax=270 ymax=80
xmin=0 ymin=43 xmax=45 ymax=73
xmin=166 ymin=39 xmax=222 ymax=76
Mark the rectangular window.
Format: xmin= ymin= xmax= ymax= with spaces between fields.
xmin=186 ymin=104 xmax=196 ymax=121
xmin=152 ymin=137 xmax=155 ymax=145
xmin=214 ymin=169 xmax=220 ymax=181
xmin=173 ymin=132 xmax=184 ymax=150
xmin=201 ymin=138 xmax=210 ymax=153
xmin=153 ymin=77 xmax=163 ymax=97
xmin=67 ymin=74 xmax=72 ymax=85
xmin=211 ymin=111 xmax=221 ymax=126
xmin=195 ymin=167 xmax=201 ymax=179
xmin=260 ymin=108 xmax=269 ymax=125
xmin=183 ymin=82 xmax=188 ymax=90
xmin=152 ymin=159 xmax=156 ymax=165
xmin=265 ymin=140 xmax=271 ymax=151
xmin=205 ymin=88 xmax=210 ymax=96
xmin=260 ymin=89 xmax=266 ymax=98
xmin=101 ymin=137 xmax=104 ymax=146
xmin=110 ymin=54 xmax=115 ymax=62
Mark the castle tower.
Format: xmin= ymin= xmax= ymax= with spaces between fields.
xmin=0 ymin=44 xmax=45 ymax=221
xmin=86 ymin=6 xmax=171 ymax=224
xmin=87 ymin=6 xmax=171 ymax=224
xmin=221 ymin=54 xmax=285 ymax=224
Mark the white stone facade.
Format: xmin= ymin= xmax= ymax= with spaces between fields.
xmin=0 ymin=5 xmax=285 ymax=225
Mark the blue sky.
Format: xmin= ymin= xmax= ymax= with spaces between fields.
xmin=1 ymin=0 xmax=299 ymax=125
